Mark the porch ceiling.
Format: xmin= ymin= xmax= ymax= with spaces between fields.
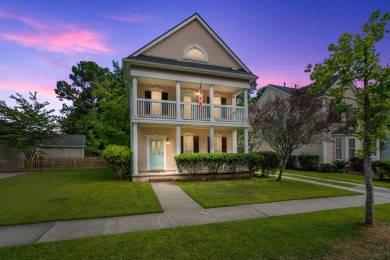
xmin=137 ymin=77 xmax=244 ymax=94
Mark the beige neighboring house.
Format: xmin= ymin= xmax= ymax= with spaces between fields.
xmin=256 ymin=76 xmax=382 ymax=164
xmin=0 ymin=134 xmax=86 ymax=158
xmin=122 ymin=13 xmax=257 ymax=182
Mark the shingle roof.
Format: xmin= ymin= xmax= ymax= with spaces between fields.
xmin=125 ymin=54 xmax=257 ymax=78
xmin=268 ymin=75 xmax=339 ymax=97
xmin=39 ymin=134 xmax=86 ymax=147
xmin=332 ymin=128 xmax=356 ymax=135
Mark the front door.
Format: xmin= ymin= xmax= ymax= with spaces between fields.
xmin=149 ymin=138 xmax=164 ymax=170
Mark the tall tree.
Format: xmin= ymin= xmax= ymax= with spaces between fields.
xmin=248 ymin=89 xmax=336 ymax=181
xmin=55 ymin=61 xmax=130 ymax=155
xmin=0 ymin=92 xmax=59 ymax=164
xmin=306 ymin=10 xmax=390 ymax=225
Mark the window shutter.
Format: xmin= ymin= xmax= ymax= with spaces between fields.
xmin=181 ymin=136 xmax=183 ymax=154
xmin=145 ymin=91 xmax=151 ymax=99
xmin=222 ymin=137 xmax=227 ymax=153
xmin=207 ymin=137 xmax=210 ymax=153
xmin=162 ymin=92 xmax=168 ymax=115
xmin=194 ymin=136 xmax=199 ymax=153
xmin=144 ymin=91 xmax=151 ymax=114
xmin=221 ymin=98 xmax=227 ymax=119
xmin=221 ymin=98 xmax=226 ymax=105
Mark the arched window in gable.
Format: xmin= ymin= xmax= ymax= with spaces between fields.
xmin=183 ymin=44 xmax=208 ymax=62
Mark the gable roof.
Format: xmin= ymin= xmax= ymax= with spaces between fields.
xmin=267 ymin=75 xmax=340 ymax=97
xmin=125 ymin=13 xmax=255 ymax=77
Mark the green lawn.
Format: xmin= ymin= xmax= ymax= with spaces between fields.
xmin=0 ymin=170 xmax=163 ymax=226
xmin=177 ymin=178 xmax=361 ymax=208
xmin=1 ymin=204 xmax=389 ymax=259
xmin=285 ymin=169 xmax=390 ymax=188
xmin=284 ymin=173 xmax=357 ymax=187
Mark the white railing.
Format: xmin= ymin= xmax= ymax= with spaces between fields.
xmin=180 ymin=102 xmax=211 ymax=121
xmin=137 ymin=99 xmax=245 ymax=123
xmin=214 ymin=105 xmax=245 ymax=122
xmin=137 ymin=99 xmax=176 ymax=118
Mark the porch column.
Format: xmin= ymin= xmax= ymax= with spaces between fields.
xmin=244 ymin=89 xmax=248 ymax=120
xmin=232 ymin=130 xmax=237 ymax=153
xmin=210 ymin=126 xmax=214 ymax=153
xmin=132 ymin=123 xmax=138 ymax=175
xmin=132 ymin=77 xmax=138 ymax=118
xmin=244 ymin=128 xmax=249 ymax=153
xmin=210 ymin=84 xmax=214 ymax=121
xmin=321 ymin=98 xmax=327 ymax=163
xmin=176 ymin=81 xmax=180 ymax=119
xmin=176 ymin=125 xmax=181 ymax=155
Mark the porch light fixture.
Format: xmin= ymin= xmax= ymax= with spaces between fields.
xmin=166 ymin=139 xmax=170 ymax=144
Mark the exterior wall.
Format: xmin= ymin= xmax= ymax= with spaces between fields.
xmin=144 ymin=20 xmax=241 ymax=69
xmin=137 ymin=126 xmax=233 ymax=172
xmin=39 ymin=147 xmax=84 ymax=158
xmin=0 ymin=140 xmax=22 ymax=158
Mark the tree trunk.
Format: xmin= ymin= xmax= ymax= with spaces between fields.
xmin=363 ymin=92 xmax=374 ymax=225
xmin=277 ymin=160 xmax=286 ymax=181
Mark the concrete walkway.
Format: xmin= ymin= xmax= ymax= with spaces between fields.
xmin=1 ymin=178 xmax=390 ymax=248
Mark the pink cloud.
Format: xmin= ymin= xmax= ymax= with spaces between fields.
xmin=0 ymin=10 xmax=111 ymax=54
xmin=107 ymin=13 xmax=152 ymax=23
xmin=0 ymin=80 xmax=56 ymax=100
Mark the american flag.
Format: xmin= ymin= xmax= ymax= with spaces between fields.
xmin=197 ymin=81 xmax=203 ymax=106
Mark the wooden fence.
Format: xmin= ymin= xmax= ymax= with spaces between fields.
xmin=0 ymin=157 xmax=109 ymax=173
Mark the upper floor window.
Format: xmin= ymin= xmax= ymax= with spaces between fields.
xmin=346 ymin=107 xmax=355 ymax=120
xmin=183 ymin=44 xmax=208 ymax=62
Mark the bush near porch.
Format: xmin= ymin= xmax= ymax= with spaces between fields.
xmin=174 ymin=152 xmax=264 ymax=178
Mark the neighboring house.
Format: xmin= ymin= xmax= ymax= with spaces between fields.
xmin=256 ymin=76 xmax=382 ymax=163
xmin=123 ymin=13 xmax=257 ymax=182
xmin=0 ymin=134 xmax=86 ymax=158
xmin=381 ymin=134 xmax=390 ymax=160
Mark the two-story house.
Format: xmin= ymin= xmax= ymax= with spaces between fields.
xmin=123 ymin=13 xmax=257 ymax=182
xmin=256 ymin=77 xmax=382 ymax=164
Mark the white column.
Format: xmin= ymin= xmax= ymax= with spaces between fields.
xmin=232 ymin=130 xmax=237 ymax=153
xmin=345 ymin=136 xmax=349 ymax=161
xmin=232 ymin=96 xmax=236 ymax=106
xmin=176 ymin=81 xmax=180 ymax=119
xmin=210 ymin=126 xmax=214 ymax=153
xmin=210 ymin=84 xmax=214 ymax=121
xmin=244 ymin=128 xmax=249 ymax=153
xmin=132 ymin=123 xmax=138 ymax=175
xmin=321 ymin=98 xmax=326 ymax=163
xmin=244 ymin=89 xmax=248 ymax=120
xmin=176 ymin=125 xmax=181 ymax=155
xmin=132 ymin=77 xmax=138 ymax=117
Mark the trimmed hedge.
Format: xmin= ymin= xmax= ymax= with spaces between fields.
xmin=258 ymin=151 xmax=280 ymax=177
xmin=349 ymin=156 xmax=364 ymax=172
xmin=298 ymin=155 xmax=319 ymax=171
xmin=372 ymin=160 xmax=390 ymax=180
xmin=174 ymin=153 xmax=264 ymax=179
xmin=286 ymin=155 xmax=298 ymax=169
xmin=101 ymin=145 xmax=132 ymax=180
xmin=320 ymin=163 xmax=335 ymax=173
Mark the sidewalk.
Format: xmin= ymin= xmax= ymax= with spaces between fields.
xmin=0 ymin=178 xmax=390 ymax=248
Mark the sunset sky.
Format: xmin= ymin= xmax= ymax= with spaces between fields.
xmin=0 ymin=0 xmax=389 ymax=112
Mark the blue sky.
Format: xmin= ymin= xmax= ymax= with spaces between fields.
xmin=0 ymin=0 xmax=389 ymax=111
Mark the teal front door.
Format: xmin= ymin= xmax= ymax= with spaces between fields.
xmin=149 ymin=139 xmax=164 ymax=170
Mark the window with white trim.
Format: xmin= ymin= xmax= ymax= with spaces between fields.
xmin=183 ymin=135 xmax=194 ymax=154
xmin=349 ymin=138 xmax=356 ymax=158
xmin=183 ymin=44 xmax=208 ymax=62
xmin=335 ymin=138 xmax=342 ymax=160
xmin=214 ymin=134 xmax=222 ymax=153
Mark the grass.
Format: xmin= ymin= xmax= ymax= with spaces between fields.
xmin=284 ymin=173 xmax=357 ymax=187
xmin=177 ymin=177 xmax=361 ymax=208
xmin=0 ymin=170 xmax=163 ymax=226
xmin=1 ymin=204 xmax=389 ymax=259
xmin=285 ymin=169 xmax=390 ymax=188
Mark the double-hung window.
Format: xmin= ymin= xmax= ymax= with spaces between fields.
xmin=349 ymin=138 xmax=356 ymax=158
xmin=335 ymin=138 xmax=342 ymax=160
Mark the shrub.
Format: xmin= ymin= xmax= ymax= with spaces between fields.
xmin=372 ymin=160 xmax=390 ymax=180
xmin=174 ymin=153 xmax=264 ymax=179
xmin=258 ymin=151 xmax=280 ymax=177
xmin=101 ymin=145 xmax=132 ymax=180
xmin=332 ymin=160 xmax=349 ymax=173
xmin=298 ymin=155 xmax=320 ymax=171
xmin=349 ymin=156 xmax=364 ymax=172
xmin=286 ymin=155 xmax=298 ymax=169
xmin=320 ymin=163 xmax=335 ymax=173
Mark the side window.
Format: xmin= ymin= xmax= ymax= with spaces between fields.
xmin=335 ymin=138 xmax=342 ymax=160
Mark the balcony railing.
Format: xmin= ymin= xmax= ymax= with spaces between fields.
xmin=137 ymin=99 xmax=246 ymax=123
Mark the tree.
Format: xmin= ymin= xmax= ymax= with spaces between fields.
xmin=306 ymin=10 xmax=390 ymax=225
xmin=0 ymin=92 xmax=59 ymax=165
xmin=55 ymin=61 xmax=130 ymax=155
xmin=248 ymin=89 xmax=336 ymax=181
